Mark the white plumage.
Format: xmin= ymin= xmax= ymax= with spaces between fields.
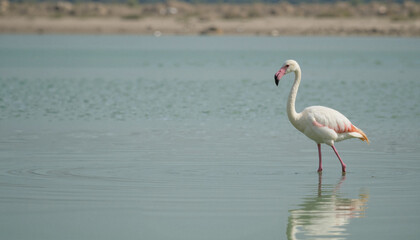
xmin=301 ymin=106 xmax=361 ymax=145
xmin=274 ymin=60 xmax=368 ymax=173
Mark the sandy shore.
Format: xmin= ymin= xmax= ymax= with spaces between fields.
xmin=1 ymin=16 xmax=420 ymax=36
xmin=1 ymin=1 xmax=420 ymax=36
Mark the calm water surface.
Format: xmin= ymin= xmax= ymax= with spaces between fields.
xmin=0 ymin=35 xmax=419 ymax=240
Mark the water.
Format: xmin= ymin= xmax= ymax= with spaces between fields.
xmin=0 ymin=35 xmax=419 ymax=240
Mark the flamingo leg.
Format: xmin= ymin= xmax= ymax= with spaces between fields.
xmin=317 ymin=144 xmax=322 ymax=172
xmin=331 ymin=145 xmax=346 ymax=173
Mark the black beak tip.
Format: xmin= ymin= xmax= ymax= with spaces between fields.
xmin=274 ymin=75 xmax=279 ymax=86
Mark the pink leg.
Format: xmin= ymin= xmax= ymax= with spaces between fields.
xmin=317 ymin=144 xmax=322 ymax=172
xmin=331 ymin=145 xmax=346 ymax=173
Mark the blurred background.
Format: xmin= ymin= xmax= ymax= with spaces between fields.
xmin=1 ymin=0 xmax=420 ymax=36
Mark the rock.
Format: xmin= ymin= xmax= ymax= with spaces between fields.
xmin=54 ymin=1 xmax=73 ymax=13
xmin=200 ymin=26 xmax=223 ymax=35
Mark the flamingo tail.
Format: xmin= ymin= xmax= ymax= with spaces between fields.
xmin=351 ymin=125 xmax=369 ymax=144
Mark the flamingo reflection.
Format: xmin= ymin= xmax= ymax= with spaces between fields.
xmin=287 ymin=174 xmax=369 ymax=240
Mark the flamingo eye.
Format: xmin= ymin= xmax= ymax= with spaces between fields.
xmin=285 ymin=64 xmax=290 ymax=67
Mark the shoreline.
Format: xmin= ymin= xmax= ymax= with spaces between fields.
xmin=1 ymin=1 xmax=420 ymax=36
xmin=1 ymin=16 xmax=420 ymax=36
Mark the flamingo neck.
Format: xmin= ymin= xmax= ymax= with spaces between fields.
xmin=287 ymin=69 xmax=301 ymax=127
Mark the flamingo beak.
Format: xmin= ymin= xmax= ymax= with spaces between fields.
xmin=274 ymin=66 xmax=288 ymax=86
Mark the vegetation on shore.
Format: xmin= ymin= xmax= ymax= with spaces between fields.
xmin=1 ymin=1 xmax=419 ymax=36
xmin=1 ymin=0 xmax=420 ymax=21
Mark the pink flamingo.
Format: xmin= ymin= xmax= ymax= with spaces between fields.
xmin=274 ymin=60 xmax=369 ymax=173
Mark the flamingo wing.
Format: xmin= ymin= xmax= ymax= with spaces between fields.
xmin=301 ymin=106 xmax=369 ymax=144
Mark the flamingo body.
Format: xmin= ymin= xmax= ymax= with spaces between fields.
xmin=298 ymin=105 xmax=368 ymax=146
xmin=274 ymin=60 xmax=368 ymax=173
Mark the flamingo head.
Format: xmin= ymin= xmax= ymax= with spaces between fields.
xmin=274 ymin=60 xmax=300 ymax=86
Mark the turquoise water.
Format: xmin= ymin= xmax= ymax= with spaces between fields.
xmin=0 ymin=35 xmax=419 ymax=239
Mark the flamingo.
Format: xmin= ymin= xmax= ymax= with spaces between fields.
xmin=274 ymin=60 xmax=369 ymax=173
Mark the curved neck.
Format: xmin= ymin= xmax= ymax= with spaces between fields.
xmin=287 ymin=69 xmax=301 ymax=125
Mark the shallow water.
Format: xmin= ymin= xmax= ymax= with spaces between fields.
xmin=0 ymin=35 xmax=420 ymax=240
